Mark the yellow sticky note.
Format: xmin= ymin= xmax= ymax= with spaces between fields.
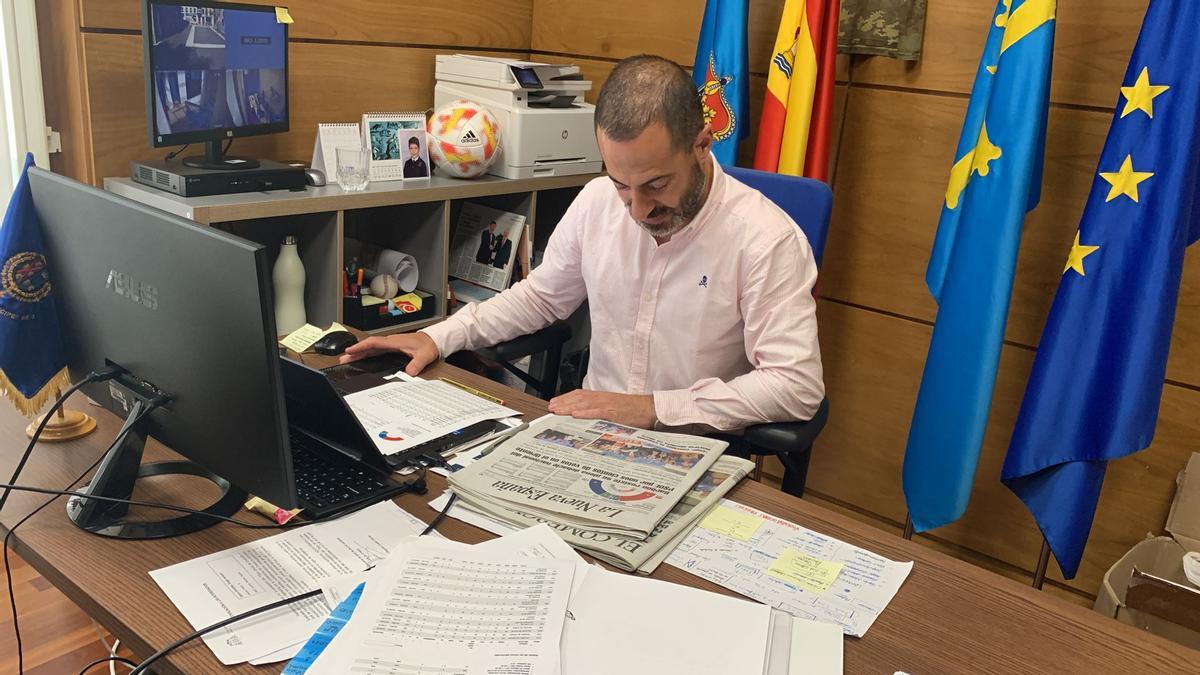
xmin=275 ymin=6 xmax=294 ymax=23
xmin=767 ymin=549 xmax=843 ymax=594
xmin=279 ymin=323 xmax=323 ymax=352
xmin=698 ymin=505 xmax=764 ymax=542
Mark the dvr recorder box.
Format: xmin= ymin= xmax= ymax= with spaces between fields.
xmin=131 ymin=159 xmax=306 ymax=197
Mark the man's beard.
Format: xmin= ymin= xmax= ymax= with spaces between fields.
xmin=635 ymin=159 xmax=707 ymax=238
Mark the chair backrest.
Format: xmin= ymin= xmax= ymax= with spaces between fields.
xmin=723 ymin=165 xmax=832 ymax=267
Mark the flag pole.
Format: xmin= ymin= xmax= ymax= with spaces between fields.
xmin=1032 ymin=539 xmax=1051 ymax=589
xmin=24 ymin=385 xmax=96 ymax=442
xmin=902 ymin=513 xmax=914 ymax=540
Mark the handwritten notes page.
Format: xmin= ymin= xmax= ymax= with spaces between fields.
xmin=667 ymin=499 xmax=912 ymax=637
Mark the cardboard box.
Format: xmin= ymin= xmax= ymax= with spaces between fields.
xmin=1094 ymin=452 xmax=1200 ymax=649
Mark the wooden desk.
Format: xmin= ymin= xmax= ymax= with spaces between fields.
xmin=1 ymin=362 xmax=1195 ymax=674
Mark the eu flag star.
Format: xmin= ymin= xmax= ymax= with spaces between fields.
xmin=1063 ymin=232 xmax=1100 ymax=277
xmin=1120 ymin=67 xmax=1170 ymax=119
xmin=1099 ymin=155 xmax=1154 ymax=203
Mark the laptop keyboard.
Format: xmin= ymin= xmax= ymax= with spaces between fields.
xmin=289 ymin=432 xmax=395 ymax=515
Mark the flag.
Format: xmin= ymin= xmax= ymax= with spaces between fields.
xmin=752 ymin=0 xmax=840 ymax=180
xmin=692 ymin=0 xmax=749 ymax=166
xmin=902 ymin=1 xmax=1056 ymax=533
xmin=1001 ymin=0 xmax=1200 ymax=580
xmin=0 ymin=154 xmax=69 ymax=417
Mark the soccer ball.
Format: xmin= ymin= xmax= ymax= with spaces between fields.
xmin=427 ymin=100 xmax=501 ymax=178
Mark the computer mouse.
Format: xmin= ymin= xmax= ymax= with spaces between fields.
xmin=304 ymin=168 xmax=326 ymax=187
xmin=312 ymin=330 xmax=358 ymax=356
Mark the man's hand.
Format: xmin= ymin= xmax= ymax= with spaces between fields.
xmin=339 ymin=331 xmax=439 ymax=376
xmin=548 ymin=390 xmax=658 ymax=429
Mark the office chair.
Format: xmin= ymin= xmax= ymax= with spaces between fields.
xmin=724 ymin=165 xmax=832 ymax=498
xmin=474 ymin=319 xmax=571 ymax=400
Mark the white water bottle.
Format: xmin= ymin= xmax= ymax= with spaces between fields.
xmin=273 ymin=236 xmax=306 ymax=334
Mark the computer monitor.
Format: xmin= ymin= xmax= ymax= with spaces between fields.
xmin=27 ymin=167 xmax=295 ymax=537
xmin=142 ymin=0 xmax=288 ymax=170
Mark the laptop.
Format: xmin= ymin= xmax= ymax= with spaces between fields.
xmin=279 ymin=357 xmax=418 ymax=519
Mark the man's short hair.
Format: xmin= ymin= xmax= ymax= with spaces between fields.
xmin=594 ymin=55 xmax=703 ymax=152
xmin=408 ymin=136 xmax=420 ymax=148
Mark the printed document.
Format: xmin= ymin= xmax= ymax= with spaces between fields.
xmin=149 ymin=502 xmax=429 ymax=665
xmin=308 ymin=537 xmax=575 ymax=674
xmin=344 ymin=378 xmax=518 ymax=455
xmin=562 ymin=567 xmax=770 ymax=675
xmin=666 ymin=499 xmax=912 ymax=637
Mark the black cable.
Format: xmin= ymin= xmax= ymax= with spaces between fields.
xmin=222 ymin=137 xmax=233 ymax=154
xmin=163 ymin=144 xmax=189 ymax=161
xmin=127 ymin=482 xmax=455 ymax=674
xmin=78 ymin=655 xmax=138 ymax=674
xmin=422 ymin=491 xmax=457 ymax=536
xmin=0 ymin=366 xmax=123 ymax=515
xmin=6 ymin=396 xmax=151 ymax=675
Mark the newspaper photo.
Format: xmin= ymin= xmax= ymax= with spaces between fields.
xmin=449 ymin=202 xmax=526 ymax=292
xmin=448 ymin=415 xmax=728 ymax=539
xmin=442 ymin=455 xmax=753 ymax=574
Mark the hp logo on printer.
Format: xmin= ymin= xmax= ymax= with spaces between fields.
xmin=460 ymin=129 xmax=481 ymax=145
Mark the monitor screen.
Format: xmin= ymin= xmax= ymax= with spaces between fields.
xmin=145 ymin=1 xmax=287 ymax=145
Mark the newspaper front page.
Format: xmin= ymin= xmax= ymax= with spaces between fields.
xmin=449 ymin=455 xmax=752 ymax=573
xmin=448 ymin=415 xmax=728 ymax=539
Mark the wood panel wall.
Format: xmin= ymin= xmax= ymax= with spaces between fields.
xmin=36 ymin=0 xmax=1199 ymax=602
xmin=530 ymin=0 xmax=1200 ymax=600
xmin=37 ymin=0 xmax=533 ymax=185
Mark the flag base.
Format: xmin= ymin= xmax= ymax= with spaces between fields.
xmin=26 ymin=408 xmax=97 ymax=442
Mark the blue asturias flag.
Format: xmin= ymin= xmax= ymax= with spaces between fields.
xmin=1001 ymin=0 xmax=1200 ymax=580
xmin=0 ymin=154 xmax=69 ymax=417
xmin=692 ymin=0 xmax=749 ymax=165
xmin=903 ymin=0 xmax=1057 ymax=532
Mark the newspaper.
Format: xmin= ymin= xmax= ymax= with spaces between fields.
xmin=449 ymin=202 xmax=526 ymax=292
xmin=438 ymin=454 xmax=752 ymax=574
xmin=447 ymin=415 xmax=728 ymax=540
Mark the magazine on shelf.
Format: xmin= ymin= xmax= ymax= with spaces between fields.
xmin=449 ymin=202 xmax=527 ymax=293
xmin=447 ymin=415 xmax=728 ymax=540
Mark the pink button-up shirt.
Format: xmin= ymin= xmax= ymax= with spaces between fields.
xmin=422 ymin=159 xmax=824 ymax=431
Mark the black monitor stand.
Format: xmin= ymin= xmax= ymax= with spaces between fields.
xmin=182 ymin=139 xmax=262 ymax=171
xmin=66 ymin=394 xmax=246 ymax=540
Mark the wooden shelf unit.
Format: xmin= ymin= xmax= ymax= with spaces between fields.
xmin=104 ymin=173 xmax=596 ymax=333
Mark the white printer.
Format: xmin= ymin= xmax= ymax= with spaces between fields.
xmin=435 ymin=54 xmax=603 ymax=179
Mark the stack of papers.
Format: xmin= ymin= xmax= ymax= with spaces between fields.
xmin=666 ymin=499 xmax=914 ymax=637
xmin=291 ymin=524 xmax=841 ymax=674
xmin=443 ymin=414 xmax=753 ymax=573
xmin=148 ymin=502 xmax=434 ymax=665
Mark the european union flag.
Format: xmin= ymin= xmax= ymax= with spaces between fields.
xmin=1002 ymin=0 xmax=1200 ymax=580
xmin=0 ymin=154 xmax=69 ymax=417
xmin=903 ymin=1 xmax=1057 ymax=532
xmin=692 ymin=0 xmax=749 ymax=165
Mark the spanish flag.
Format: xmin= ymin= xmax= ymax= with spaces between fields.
xmin=753 ymin=0 xmax=840 ymax=180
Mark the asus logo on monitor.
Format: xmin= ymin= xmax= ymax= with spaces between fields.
xmin=105 ymin=269 xmax=158 ymax=310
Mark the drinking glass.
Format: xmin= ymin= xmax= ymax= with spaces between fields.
xmin=335 ymin=147 xmax=370 ymax=191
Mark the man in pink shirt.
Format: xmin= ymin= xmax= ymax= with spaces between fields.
xmin=342 ymin=55 xmax=823 ymax=432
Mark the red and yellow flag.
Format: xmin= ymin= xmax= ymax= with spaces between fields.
xmin=753 ymin=0 xmax=840 ymax=180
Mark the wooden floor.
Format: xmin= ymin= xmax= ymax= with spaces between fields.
xmin=1 ymin=551 xmax=134 ymax=674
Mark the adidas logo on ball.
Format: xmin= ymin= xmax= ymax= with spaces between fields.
xmin=459 ymin=129 xmax=481 ymax=145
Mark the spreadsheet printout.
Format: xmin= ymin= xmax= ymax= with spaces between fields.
xmin=309 ymin=540 xmax=575 ymax=674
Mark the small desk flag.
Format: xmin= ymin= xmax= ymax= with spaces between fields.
xmin=1002 ymin=0 xmax=1200 ymax=580
xmin=692 ymin=0 xmax=749 ymax=166
xmin=0 ymin=154 xmax=69 ymax=416
xmin=902 ymin=1 xmax=1056 ymax=533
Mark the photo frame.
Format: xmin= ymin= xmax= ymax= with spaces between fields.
xmin=397 ymin=129 xmax=431 ymax=180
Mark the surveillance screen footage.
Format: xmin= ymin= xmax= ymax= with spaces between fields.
xmin=148 ymin=4 xmax=286 ymax=138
